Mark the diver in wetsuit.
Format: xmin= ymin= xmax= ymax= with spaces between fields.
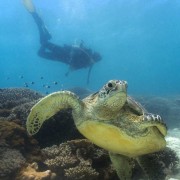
xmin=22 ymin=0 xmax=101 ymax=84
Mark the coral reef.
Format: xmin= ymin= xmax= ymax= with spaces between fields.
xmin=0 ymin=120 xmax=41 ymax=174
xmin=40 ymin=139 xmax=180 ymax=180
xmin=16 ymin=162 xmax=56 ymax=180
xmin=0 ymin=147 xmax=25 ymax=178
xmin=14 ymin=139 xmax=179 ymax=180
xmin=137 ymin=147 xmax=180 ymax=180
xmin=0 ymin=120 xmax=40 ymax=160
xmin=0 ymin=88 xmax=82 ymax=147
xmin=0 ymin=88 xmax=43 ymax=124
xmin=11 ymin=100 xmax=39 ymax=125
xmin=0 ymin=119 xmax=41 ymax=179
xmin=41 ymin=139 xmax=115 ymax=180
xmin=0 ymin=88 xmax=42 ymax=109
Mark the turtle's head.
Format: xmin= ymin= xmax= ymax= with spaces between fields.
xmin=95 ymin=80 xmax=127 ymax=119
xmin=99 ymin=80 xmax=127 ymax=98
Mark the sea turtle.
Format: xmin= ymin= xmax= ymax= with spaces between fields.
xmin=26 ymin=80 xmax=167 ymax=179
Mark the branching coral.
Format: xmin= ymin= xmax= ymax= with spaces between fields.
xmin=64 ymin=164 xmax=98 ymax=180
xmin=41 ymin=139 xmax=112 ymax=179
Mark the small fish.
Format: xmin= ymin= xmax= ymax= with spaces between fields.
xmin=31 ymin=82 xmax=35 ymax=85
xmin=53 ymin=81 xmax=58 ymax=85
xmin=45 ymin=91 xmax=49 ymax=94
xmin=40 ymin=76 xmax=44 ymax=80
xmin=24 ymin=83 xmax=28 ymax=87
xmin=19 ymin=75 xmax=24 ymax=79
xmin=43 ymin=84 xmax=51 ymax=88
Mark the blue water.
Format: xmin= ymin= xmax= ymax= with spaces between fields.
xmin=1 ymin=0 xmax=180 ymax=95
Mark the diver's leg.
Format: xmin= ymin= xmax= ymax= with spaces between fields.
xmin=38 ymin=42 xmax=71 ymax=65
xmin=22 ymin=0 xmax=52 ymax=44
xmin=31 ymin=12 xmax=52 ymax=44
xmin=38 ymin=43 xmax=63 ymax=59
xmin=43 ymin=42 xmax=63 ymax=52
xmin=38 ymin=45 xmax=56 ymax=60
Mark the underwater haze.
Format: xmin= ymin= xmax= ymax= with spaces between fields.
xmin=1 ymin=0 xmax=180 ymax=95
xmin=0 ymin=1 xmax=180 ymax=179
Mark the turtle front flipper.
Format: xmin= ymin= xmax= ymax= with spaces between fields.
xmin=126 ymin=96 xmax=147 ymax=115
xmin=26 ymin=91 xmax=84 ymax=135
xmin=109 ymin=152 xmax=133 ymax=180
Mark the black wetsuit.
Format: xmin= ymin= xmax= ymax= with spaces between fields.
xmin=31 ymin=12 xmax=101 ymax=84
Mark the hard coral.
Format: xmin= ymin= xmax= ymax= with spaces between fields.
xmin=11 ymin=100 xmax=39 ymax=125
xmin=0 ymin=147 xmax=25 ymax=178
xmin=0 ymin=120 xmax=41 ymax=162
xmin=0 ymin=88 xmax=43 ymax=124
xmin=16 ymin=162 xmax=56 ymax=180
xmin=42 ymin=140 xmax=179 ymax=180
xmin=0 ymin=88 xmax=42 ymax=109
xmin=64 ymin=164 xmax=98 ymax=180
xmin=137 ymin=147 xmax=180 ymax=180
xmin=41 ymin=139 xmax=114 ymax=180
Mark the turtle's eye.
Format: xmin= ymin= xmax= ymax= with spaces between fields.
xmin=105 ymin=81 xmax=116 ymax=90
xmin=99 ymin=81 xmax=117 ymax=98
xmin=107 ymin=82 xmax=113 ymax=88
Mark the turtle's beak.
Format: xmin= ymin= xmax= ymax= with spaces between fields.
xmin=154 ymin=123 xmax=167 ymax=137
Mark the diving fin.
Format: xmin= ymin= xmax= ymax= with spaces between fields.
xmin=22 ymin=0 xmax=35 ymax=13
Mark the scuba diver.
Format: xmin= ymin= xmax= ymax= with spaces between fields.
xmin=22 ymin=0 xmax=102 ymax=84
